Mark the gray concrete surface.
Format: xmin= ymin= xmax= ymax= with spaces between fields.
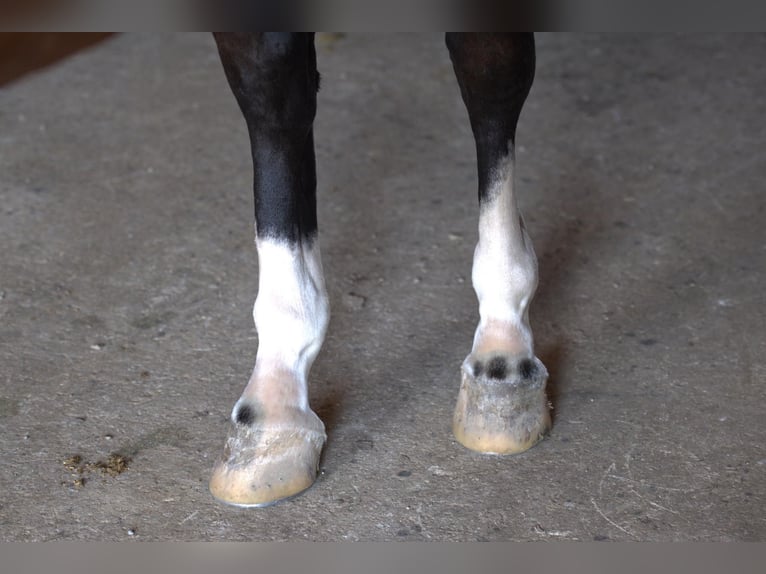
xmin=1 ymin=33 xmax=764 ymax=541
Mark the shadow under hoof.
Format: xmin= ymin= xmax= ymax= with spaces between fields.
xmin=453 ymin=355 xmax=551 ymax=454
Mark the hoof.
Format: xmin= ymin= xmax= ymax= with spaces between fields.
xmin=453 ymin=355 xmax=551 ymax=454
xmin=209 ymin=407 xmax=326 ymax=507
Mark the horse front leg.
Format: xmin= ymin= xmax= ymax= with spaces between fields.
xmin=209 ymin=33 xmax=329 ymax=507
xmin=447 ymin=33 xmax=551 ymax=454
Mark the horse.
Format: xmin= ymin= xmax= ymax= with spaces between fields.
xmin=208 ymin=33 xmax=550 ymax=507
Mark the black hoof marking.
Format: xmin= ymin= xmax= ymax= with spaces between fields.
xmin=486 ymin=356 xmax=508 ymax=379
xmin=473 ymin=360 xmax=484 ymax=377
xmin=518 ymin=358 xmax=536 ymax=379
xmin=235 ymin=404 xmax=255 ymax=426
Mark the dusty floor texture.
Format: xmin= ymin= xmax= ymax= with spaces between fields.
xmin=0 ymin=33 xmax=764 ymax=541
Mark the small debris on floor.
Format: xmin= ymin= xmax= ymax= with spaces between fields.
xmin=61 ymin=452 xmax=132 ymax=488
xmin=94 ymin=453 xmax=130 ymax=477
xmin=62 ymin=454 xmax=83 ymax=470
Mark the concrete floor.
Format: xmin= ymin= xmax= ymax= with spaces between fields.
xmin=0 ymin=33 xmax=764 ymax=541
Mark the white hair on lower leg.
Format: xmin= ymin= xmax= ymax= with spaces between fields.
xmin=236 ymin=234 xmax=329 ymax=416
xmin=471 ymin=151 xmax=538 ymax=357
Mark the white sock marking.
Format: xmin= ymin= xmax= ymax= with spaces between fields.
xmin=471 ymin=152 xmax=538 ymax=358
xmin=235 ymin=235 xmax=329 ymax=418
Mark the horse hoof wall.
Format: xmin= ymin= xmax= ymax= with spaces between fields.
xmin=209 ymin=408 xmax=326 ymax=507
xmin=453 ymin=355 xmax=551 ymax=454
